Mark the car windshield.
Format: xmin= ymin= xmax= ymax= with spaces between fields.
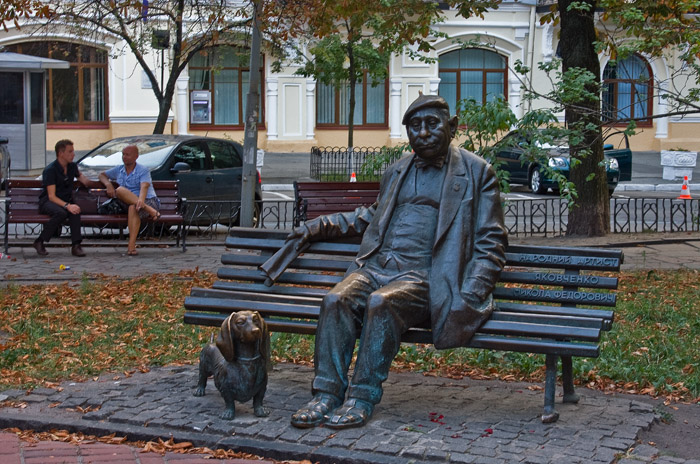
xmin=79 ymin=138 xmax=180 ymax=170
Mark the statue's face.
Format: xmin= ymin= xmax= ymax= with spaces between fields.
xmin=406 ymin=108 xmax=457 ymax=162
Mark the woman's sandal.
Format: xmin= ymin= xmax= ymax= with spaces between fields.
xmin=290 ymin=393 xmax=341 ymax=428
xmin=150 ymin=211 xmax=161 ymax=221
xmin=126 ymin=249 xmax=139 ymax=256
xmin=325 ymin=398 xmax=374 ymax=430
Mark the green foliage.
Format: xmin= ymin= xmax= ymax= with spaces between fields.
xmin=455 ymin=95 xmax=578 ymax=203
xmin=358 ymin=144 xmax=411 ymax=180
xmin=295 ymin=36 xmax=390 ymax=88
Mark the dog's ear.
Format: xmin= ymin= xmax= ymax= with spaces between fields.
xmin=216 ymin=312 xmax=236 ymax=362
xmin=254 ymin=311 xmax=272 ymax=373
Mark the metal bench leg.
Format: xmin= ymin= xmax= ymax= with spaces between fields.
xmin=561 ymin=356 xmax=580 ymax=403
xmin=542 ymin=354 xmax=560 ymax=423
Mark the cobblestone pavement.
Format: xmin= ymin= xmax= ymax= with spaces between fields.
xmin=0 ymin=363 xmax=666 ymax=464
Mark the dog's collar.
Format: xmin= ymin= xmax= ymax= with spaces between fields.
xmin=236 ymin=354 xmax=262 ymax=362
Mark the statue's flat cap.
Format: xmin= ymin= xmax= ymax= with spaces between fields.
xmin=402 ymin=93 xmax=450 ymax=125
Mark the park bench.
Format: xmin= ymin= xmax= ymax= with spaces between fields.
xmin=293 ymin=181 xmax=380 ymax=226
xmin=3 ymin=179 xmax=187 ymax=253
xmin=184 ymin=227 xmax=622 ymax=423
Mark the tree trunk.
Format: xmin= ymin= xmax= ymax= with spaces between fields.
xmin=347 ymin=41 xmax=356 ymax=148
xmin=559 ymin=0 xmax=609 ymax=236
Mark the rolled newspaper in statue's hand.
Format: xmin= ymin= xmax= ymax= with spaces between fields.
xmin=259 ymin=238 xmax=310 ymax=285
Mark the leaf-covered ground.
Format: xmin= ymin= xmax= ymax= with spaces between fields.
xmin=1 ymin=269 xmax=698 ymax=404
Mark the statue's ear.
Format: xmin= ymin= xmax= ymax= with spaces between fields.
xmin=448 ymin=115 xmax=458 ymax=139
xmin=216 ymin=313 xmax=236 ymax=362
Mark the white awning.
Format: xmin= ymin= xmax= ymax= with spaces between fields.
xmin=0 ymin=52 xmax=69 ymax=70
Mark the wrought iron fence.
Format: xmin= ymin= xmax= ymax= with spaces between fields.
xmin=611 ymin=197 xmax=700 ymax=234
xmin=2 ymin=197 xmax=698 ymax=242
xmin=310 ymin=146 xmax=406 ymax=182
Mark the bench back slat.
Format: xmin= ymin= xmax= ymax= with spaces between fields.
xmin=7 ymin=179 xmax=183 ymax=222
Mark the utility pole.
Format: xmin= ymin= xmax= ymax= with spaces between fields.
xmin=240 ymin=0 xmax=262 ymax=227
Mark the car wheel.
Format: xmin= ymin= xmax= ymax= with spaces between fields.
xmin=529 ymin=168 xmax=547 ymax=194
xmin=228 ymin=200 xmax=261 ymax=228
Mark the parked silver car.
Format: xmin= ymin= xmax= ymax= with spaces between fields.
xmin=77 ymin=135 xmax=262 ymax=225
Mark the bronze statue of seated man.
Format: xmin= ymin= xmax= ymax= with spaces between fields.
xmin=282 ymin=94 xmax=508 ymax=429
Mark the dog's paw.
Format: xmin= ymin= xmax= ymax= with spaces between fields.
xmin=254 ymin=405 xmax=270 ymax=417
xmin=193 ymin=387 xmax=206 ymax=397
xmin=220 ymin=408 xmax=236 ymax=420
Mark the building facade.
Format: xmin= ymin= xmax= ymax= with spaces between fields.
xmin=1 ymin=0 xmax=698 ymax=165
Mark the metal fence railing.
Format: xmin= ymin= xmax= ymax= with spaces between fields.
xmin=310 ymin=146 xmax=407 ymax=182
xmin=2 ymin=197 xmax=698 ymax=243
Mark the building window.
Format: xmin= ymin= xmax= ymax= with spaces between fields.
xmin=4 ymin=41 xmax=108 ymax=126
xmin=438 ymin=48 xmax=507 ymax=111
xmin=0 ymin=72 xmax=24 ymax=124
xmin=316 ymin=72 xmax=387 ymax=127
xmin=188 ymin=46 xmax=263 ymax=127
xmin=603 ymin=54 xmax=652 ymax=126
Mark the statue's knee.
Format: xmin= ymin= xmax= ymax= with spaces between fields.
xmin=366 ymin=293 xmax=389 ymax=315
xmin=322 ymin=292 xmax=343 ymax=308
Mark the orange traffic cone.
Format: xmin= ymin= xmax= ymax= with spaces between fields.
xmin=678 ymin=176 xmax=692 ymax=199
xmin=350 ymin=172 xmax=357 ymax=183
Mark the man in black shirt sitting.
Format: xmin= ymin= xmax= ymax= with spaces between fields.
xmin=34 ymin=139 xmax=91 ymax=257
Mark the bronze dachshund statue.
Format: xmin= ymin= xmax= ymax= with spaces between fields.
xmin=194 ymin=311 xmax=271 ymax=420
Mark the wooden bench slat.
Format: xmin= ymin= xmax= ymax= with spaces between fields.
xmin=490 ymin=311 xmax=606 ymax=329
xmin=224 ymin=236 xmax=361 ymax=255
xmin=184 ymin=296 xmax=601 ymax=342
xmin=217 ymin=267 xmax=343 ymax=287
xmin=493 ymin=287 xmax=616 ymax=307
xmin=184 ymin=296 xmax=323 ymax=319
xmin=221 ymin=253 xmax=354 ymax=272
xmin=184 ymin=311 xmax=600 ymax=358
xmin=211 ymin=281 xmax=329 ymax=298
xmin=496 ymin=302 xmax=614 ymax=324
xmin=190 ymin=286 xmax=323 ymax=305
xmin=505 ymin=252 xmax=621 ymax=271
xmin=499 ymin=270 xmax=618 ymax=289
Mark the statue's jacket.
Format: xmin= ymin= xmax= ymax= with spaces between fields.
xmin=304 ymin=145 xmax=508 ymax=349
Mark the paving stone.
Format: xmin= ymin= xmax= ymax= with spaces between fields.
xmin=601 ymin=437 xmax=635 ymax=450
xmin=630 ymin=443 xmax=658 ymax=458
xmin=593 ymin=446 xmax=623 ymax=462
xmin=653 ymin=457 xmax=685 ymax=464
xmin=449 ymin=452 xmax=476 ymax=464
xmin=472 ymin=456 xmax=506 ymax=464
xmin=276 ymin=425 xmax=310 ymax=442
xmin=496 ymin=452 xmax=525 ymax=462
xmin=468 ymin=446 xmax=498 ymax=457
xmin=629 ymin=401 xmax=654 ymax=413
xmin=401 ymin=445 xmax=426 ymax=460
xmin=324 ymin=437 xmax=356 ymax=449
xmin=204 ymin=421 xmax=235 ymax=435
xmin=22 ymin=394 xmax=50 ymax=403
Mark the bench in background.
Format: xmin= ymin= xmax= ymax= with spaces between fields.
xmin=293 ymin=181 xmax=380 ymax=226
xmin=184 ymin=227 xmax=623 ymax=423
xmin=3 ymin=179 xmax=186 ymax=253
